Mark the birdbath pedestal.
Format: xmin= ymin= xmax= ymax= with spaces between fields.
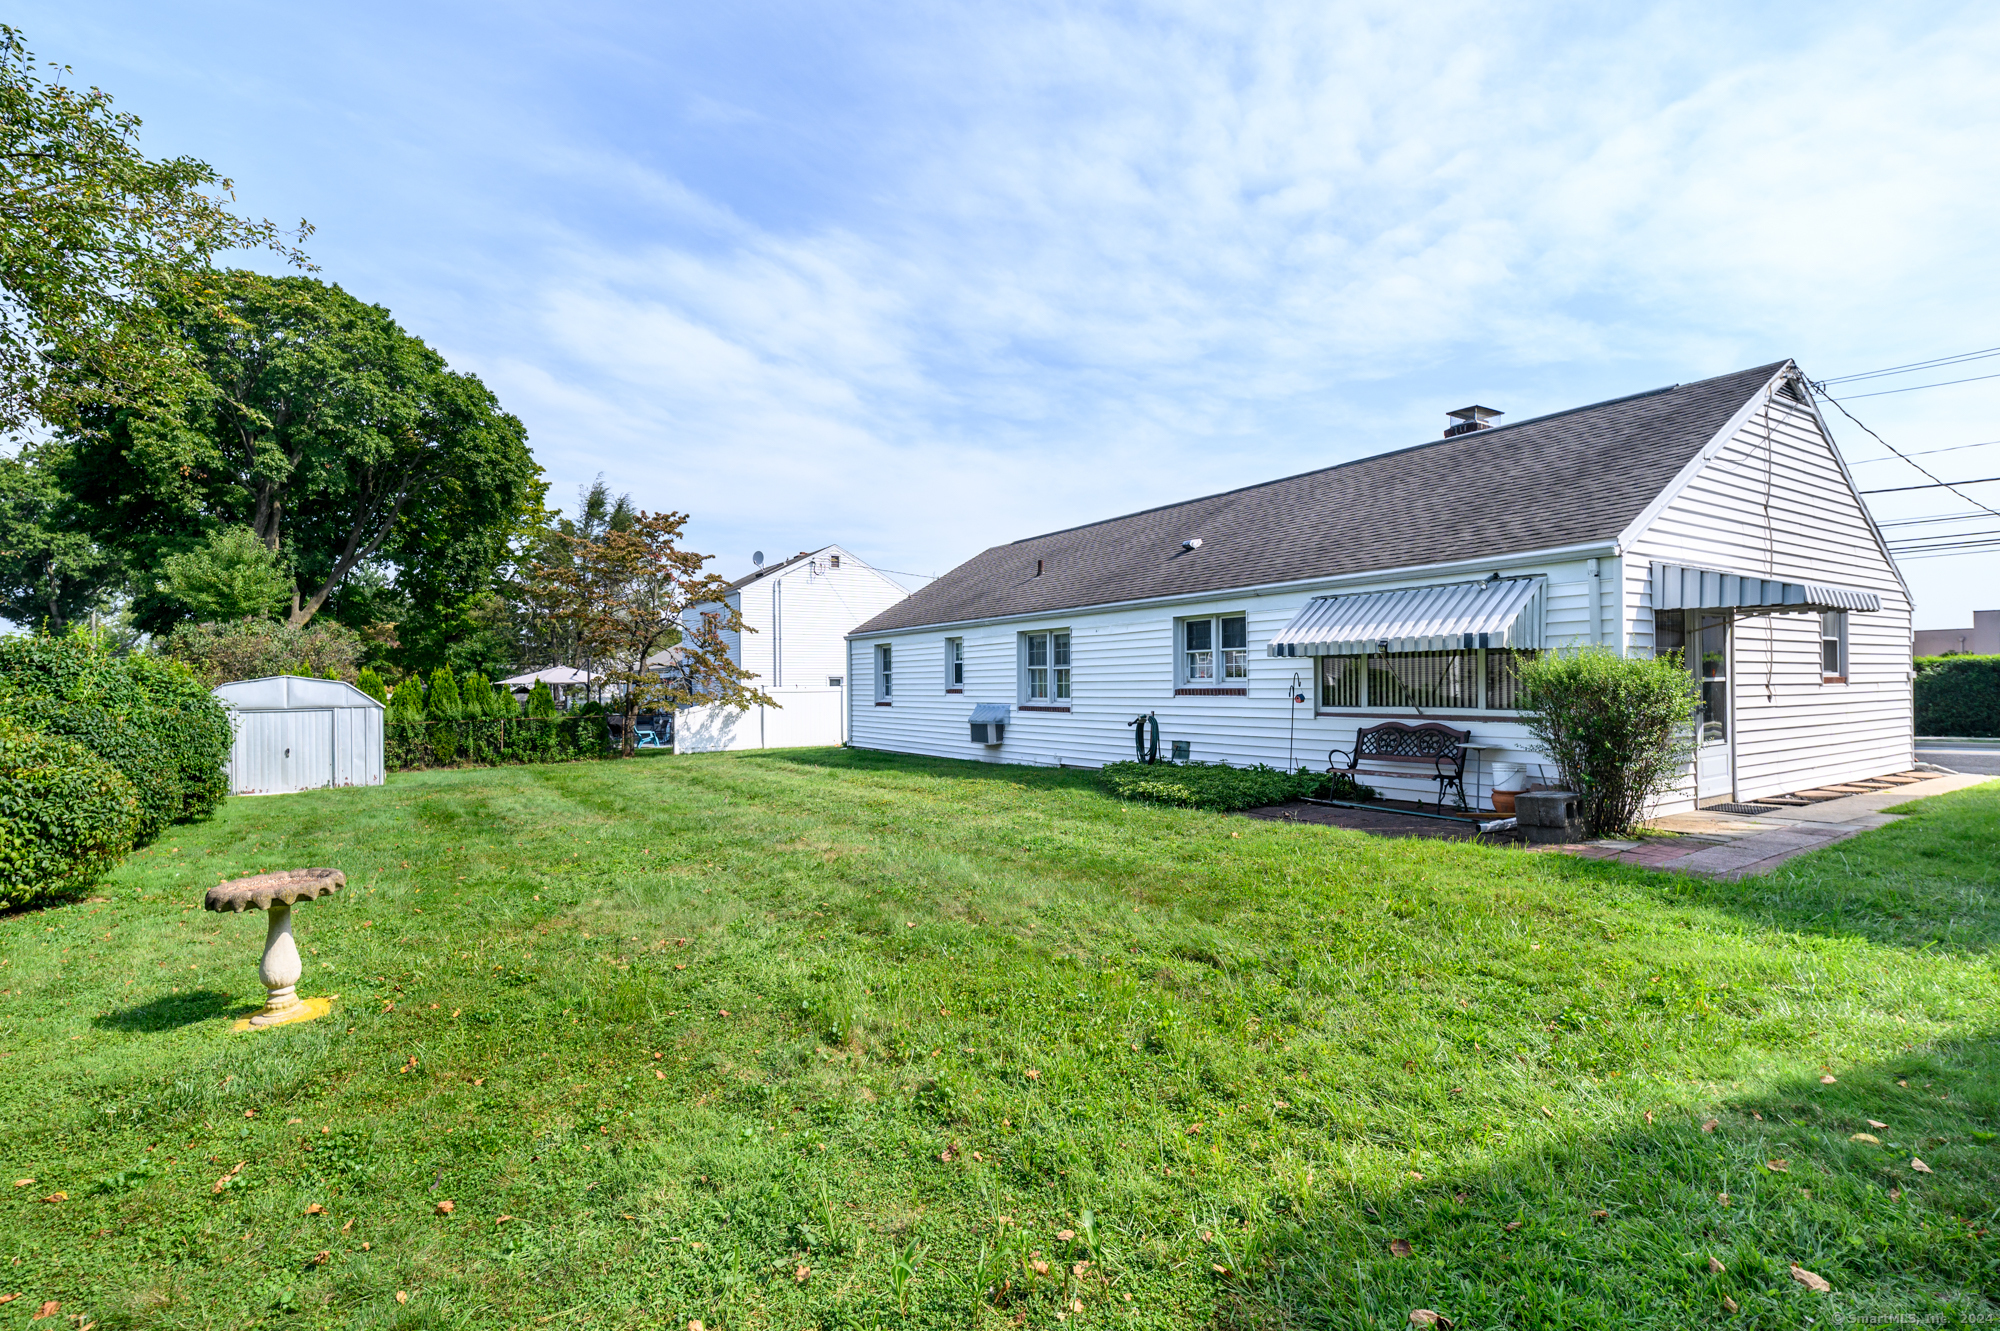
xmin=205 ymin=868 xmax=345 ymax=1028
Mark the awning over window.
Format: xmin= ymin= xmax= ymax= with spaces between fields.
xmin=1650 ymin=562 xmax=1880 ymax=614
xmin=1267 ymin=577 xmax=1546 ymax=657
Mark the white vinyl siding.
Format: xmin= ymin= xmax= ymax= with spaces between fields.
xmin=1622 ymin=388 xmax=1912 ymax=809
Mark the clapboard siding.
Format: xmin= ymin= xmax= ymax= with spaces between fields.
xmin=1624 ymin=389 xmax=1912 ymax=809
xmin=849 ymin=558 xmax=1607 ymax=803
xmin=721 ymin=546 xmax=908 ymax=690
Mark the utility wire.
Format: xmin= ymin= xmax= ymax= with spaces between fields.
xmin=1876 ymin=511 xmax=2000 ymax=528
xmin=1844 ymin=437 xmax=2000 ymax=465
xmin=1859 ymin=476 xmax=2000 ymax=494
xmin=1821 ymin=345 xmax=2000 ymax=386
xmin=1825 ymin=370 xmax=2000 ymax=400
xmin=1813 ymin=385 xmax=2000 ymax=523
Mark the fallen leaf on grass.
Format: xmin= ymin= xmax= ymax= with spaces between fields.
xmin=341 ymin=1220 xmax=353 ymax=1233
xmin=795 ymin=1264 xmax=810 ymax=1283
xmin=674 ymin=963 xmax=686 ymax=971
xmin=33 ymin=1302 xmax=58 ymax=1321
xmin=39 ymin=1192 xmax=64 ymax=1204
xmin=1752 ymin=1111 xmax=1763 ymax=1121
xmin=1867 ymin=1118 xmax=1888 ymax=1129
xmin=210 ymin=1161 xmax=245 ymax=1194
xmin=1408 ymin=1312 xmax=1454 ymax=1329
xmin=395 ymin=1291 xmax=408 ymax=1305
xmin=312 ymin=1250 xmax=330 ymax=1266
xmin=1890 ymin=1188 xmax=1903 ymax=1202
xmin=1539 ymin=1106 xmax=1553 ymax=1118
xmin=434 ymin=1200 xmax=455 ymax=1215
xmin=11 ymin=1179 xmax=31 ymax=1187
xmin=1408 ymin=1171 xmax=1425 ymax=1181
xmin=1722 ymin=1295 xmax=1739 ymax=1313
xmin=1850 ymin=1133 xmax=1881 ymax=1145
xmin=1765 ymin=1159 xmax=1790 ymax=1173
xmin=656 ymin=1071 xmax=664 ymax=1080
xmin=1389 ymin=1239 xmax=1412 ymax=1257
xmin=1819 ymin=1075 xmax=1837 ymax=1084
xmin=1644 ymin=1111 xmax=1654 ymax=1125
xmin=1789 ymin=1264 xmax=1831 ymax=1293
xmin=305 ymin=1203 xmax=327 ymax=1215
xmin=1589 ymin=1209 xmax=1608 ymax=1221
xmin=1025 ymin=1069 xmax=1040 ymax=1080
xmin=1702 ymin=1119 xmax=1719 ymax=1133
xmin=1056 ymin=1229 xmax=1075 ymax=1241
xmin=496 ymin=1216 xmax=513 ymax=1225
xmin=1717 ymin=1193 xmax=1730 ymax=1205
xmin=1708 ymin=1256 xmax=1726 ymax=1274
xmin=1910 ymin=1158 xmax=1933 ymax=1174
xmin=1504 ymin=1221 xmax=1522 ymax=1232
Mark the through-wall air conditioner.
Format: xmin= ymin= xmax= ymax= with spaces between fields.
xmin=968 ymin=702 xmax=1009 ymax=746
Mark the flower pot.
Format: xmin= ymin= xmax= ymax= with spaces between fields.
xmin=1491 ymin=789 xmax=1518 ymax=816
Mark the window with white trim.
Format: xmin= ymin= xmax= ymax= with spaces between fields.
xmin=1180 ymin=614 xmax=1248 ymax=686
xmin=1020 ymin=630 xmax=1071 ymax=703
xmin=1820 ymin=611 xmax=1848 ymax=680
xmin=875 ymin=644 xmax=893 ymax=700
xmin=945 ymin=637 xmax=964 ymax=689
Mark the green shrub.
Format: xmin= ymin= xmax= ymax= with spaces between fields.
xmin=526 ymin=679 xmax=558 ymax=718
xmin=1100 ymin=761 xmax=1370 ymax=812
xmin=1517 ymin=645 xmax=1700 ymax=836
xmin=426 ymin=666 xmax=463 ymax=720
xmin=390 ymin=676 xmax=425 ymax=720
xmin=355 ymin=668 xmax=389 ymax=705
xmin=156 ymin=617 xmax=361 ymax=687
xmin=0 ymin=717 xmax=143 ymax=907
xmin=0 ymin=633 xmax=229 ymax=841
xmin=1914 ymin=655 xmax=2000 ymax=737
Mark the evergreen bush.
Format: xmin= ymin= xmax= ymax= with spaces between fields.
xmin=1914 ymin=655 xmax=2000 ymax=737
xmin=355 ymin=668 xmax=389 ymax=705
xmin=526 ymin=679 xmax=558 ymax=718
xmin=0 ymin=717 xmax=143 ymax=907
xmin=1517 ymin=645 xmax=1700 ymax=836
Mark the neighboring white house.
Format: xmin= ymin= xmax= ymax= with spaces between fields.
xmin=844 ymin=361 xmax=1914 ymax=813
xmin=214 ymin=675 xmax=385 ymax=795
xmin=677 ymin=545 xmax=910 ymax=752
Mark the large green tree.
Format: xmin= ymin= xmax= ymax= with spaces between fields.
xmin=0 ymin=449 xmax=111 ymax=629
xmin=0 ymin=25 xmax=309 ymax=437
xmin=58 ymin=271 xmax=543 ymax=635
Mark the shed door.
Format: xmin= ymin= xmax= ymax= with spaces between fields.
xmin=275 ymin=710 xmax=336 ymax=793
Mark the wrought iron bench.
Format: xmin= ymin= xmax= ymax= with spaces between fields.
xmin=1328 ymin=721 xmax=1472 ymax=810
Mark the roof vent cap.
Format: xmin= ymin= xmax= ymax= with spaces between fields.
xmin=1181 ymin=537 xmax=1204 ymax=550
xmin=1444 ymin=405 xmax=1503 ymax=437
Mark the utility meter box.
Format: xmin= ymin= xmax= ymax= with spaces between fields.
xmin=968 ymin=703 xmax=1010 ymax=746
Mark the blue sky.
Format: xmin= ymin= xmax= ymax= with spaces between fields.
xmin=27 ymin=1 xmax=2000 ymax=625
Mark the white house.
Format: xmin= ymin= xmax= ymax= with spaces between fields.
xmin=844 ymin=361 xmax=1913 ymax=813
xmin=677 ymin=545 xmax=910 ymax=752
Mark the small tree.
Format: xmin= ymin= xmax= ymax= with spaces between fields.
xmin=390 ymin=676 xmax=426 ymax=721
xmin=1517 ymin=645 xmax=1701 ymax=836
xmin=530 ymin=510 xmax=771 ymax=757
xmin=426 ymin=666 xmax=463 ymax=720
xmin=157 ymin=527 xmax=292 ymax=623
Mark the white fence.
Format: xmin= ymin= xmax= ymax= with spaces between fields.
xmin=675 ymin=687 xmax=844 ymax=753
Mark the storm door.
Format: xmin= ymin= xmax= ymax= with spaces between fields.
xmin=1656 ymin=610 xmax=1733 ymax=802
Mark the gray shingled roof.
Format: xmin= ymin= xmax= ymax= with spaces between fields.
xmin=853 ymin=361 xmax=1788 ymax=635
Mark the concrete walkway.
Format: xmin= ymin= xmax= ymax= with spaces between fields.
xmin=1561 ymin=772 xmax=1995 ymax=879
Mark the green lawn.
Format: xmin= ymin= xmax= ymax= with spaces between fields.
xmin=2 ymin=749 xmax=1996 ymax=1330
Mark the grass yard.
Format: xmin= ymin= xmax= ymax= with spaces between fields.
xmin=2 ymin=749 xmax=1997 ymax=1330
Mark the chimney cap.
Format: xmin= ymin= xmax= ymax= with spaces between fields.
xmin=1444 ymin=404 xmax=1504 ymax=437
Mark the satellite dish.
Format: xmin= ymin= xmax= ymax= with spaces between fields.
xmin=752 ymin=550 xmax=764 ymax=567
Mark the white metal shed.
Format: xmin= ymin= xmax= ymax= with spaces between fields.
xmin=213 ymin=675 xmax=385 ymax=795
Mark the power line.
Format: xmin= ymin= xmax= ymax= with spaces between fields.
xmin=1859 ymin=476 xmax=2000 ymax=495
xmin=1876 ymin=511 xmax=2000 ymax=528
xmin=1813 ymin=385 xmax=2000 ymax=524
xmin=1821 ymin=344 xmax=2000 ymax=386
xmin=1844 ymin=437 xmax=2000 ymax=465
xmin=1827 ymin=370 xmax=2000 ymax=400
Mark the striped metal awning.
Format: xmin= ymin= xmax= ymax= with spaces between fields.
xmin=1267 ymin=577 xmax=1546 ymax=657
xmin=1650 ymin=562 xmax=1880 ymax=614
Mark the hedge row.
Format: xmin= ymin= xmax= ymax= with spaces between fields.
xmin=1100 ymin=761 xmax=1376 ymax=812
xmin=0 ymin=634 xmax=232 ymax=909
xmin=386 ymin=715 xmax=610 ymax=771
xmin=1914 ymin=654 xmax=2000 ymax=737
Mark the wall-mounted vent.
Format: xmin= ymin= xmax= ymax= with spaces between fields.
xmin=1444 ymin=405 xmax=1503 ymax=437
xmin=969 ymin=702 xmax=1010 ymax=746
xmin=1034 ymin=558 xmax=1044 ymax=577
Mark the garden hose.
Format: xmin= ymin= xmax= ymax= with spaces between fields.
xmin=1127 ymin=711 xmax=1161 ymax=764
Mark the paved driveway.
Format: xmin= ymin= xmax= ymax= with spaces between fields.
xmin=1918 ymin=742 xmax=2000 ymax=775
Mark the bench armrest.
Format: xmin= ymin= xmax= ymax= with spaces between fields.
xmin=1327 ymin=746 xmax=1355 ymax=772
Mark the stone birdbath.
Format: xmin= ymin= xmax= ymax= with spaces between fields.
xmin=205 ymin=868 xmax=345 ymax=1029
